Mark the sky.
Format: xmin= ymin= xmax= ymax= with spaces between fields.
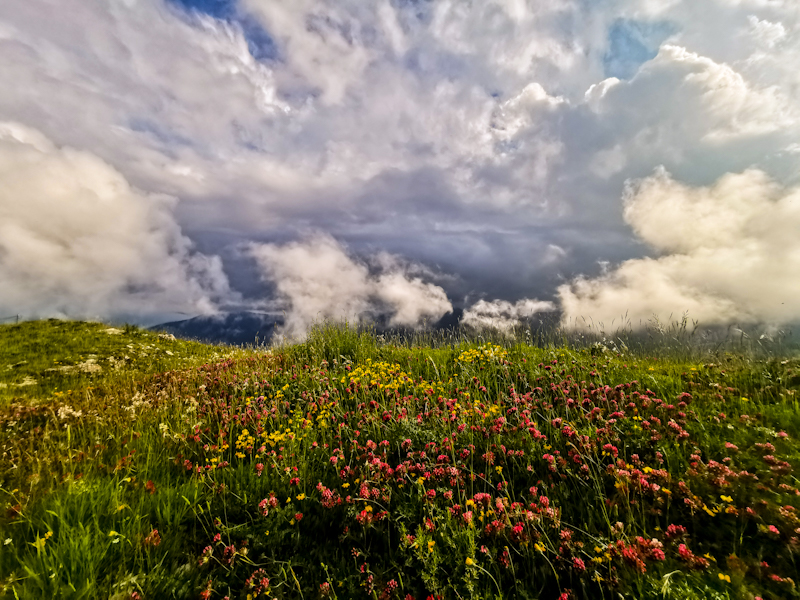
xmin=1 ymin=0 xmax=799 ymax=336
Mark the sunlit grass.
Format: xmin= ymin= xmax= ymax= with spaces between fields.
xmin=0 ymin=319 xmax=244 ymax=407
xmin=1 ymin=319 xmax=799 ymax=599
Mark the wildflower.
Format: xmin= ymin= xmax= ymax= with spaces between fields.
xmin=718 ymin=573 xmax=731 ymax=583
xmin=427 ymin=540 xmax=435 ymax=553
xmin=296 ymin=493 xmax=306 ymax=501
xmin=465 ymin=557 xmax=474 ymax=566
xmin=665 ymin=524 xmax=687 ymax=539
xmin=143 ymin=529 xmax=161 ymax=547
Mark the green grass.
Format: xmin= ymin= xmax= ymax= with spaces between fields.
xmin=1 ymin=319 xmax=799 ymax=599
xmin=0 ymin=319 xmax=244 ymax=407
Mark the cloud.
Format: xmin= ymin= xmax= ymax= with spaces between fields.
xmin=583 ymin=43 xmax=797 ymax=173
xmin=247 ymin=234 xmax=452 ymax=339
xmin=2 ymin=0 xmax=800 ymax=326
xmin=462 ymin=298 xmax=556 ymax=334
xmin=748 ymin=15 xmax=787 ymax=48
xmin=0 ymin=122 xmax=232 ymax=321
xmin=558 ymin=167 xmax=800 ymax=329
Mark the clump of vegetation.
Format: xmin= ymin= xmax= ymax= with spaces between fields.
xmin=0 ymin=319 xmax=237 ymax=405
xmin=1 ymin=319 xmax=799 ymax=599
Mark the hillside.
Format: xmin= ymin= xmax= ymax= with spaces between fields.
xmin=0 ymin=319 xmax=243 ymax=406
xmin=1 ymin=320 xmax=800 ymax=599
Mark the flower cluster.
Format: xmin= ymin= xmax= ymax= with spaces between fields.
xmin=163 ymin=346 xmax=800 ymax=599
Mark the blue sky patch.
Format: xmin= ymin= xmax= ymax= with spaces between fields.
xmin=169 ymin=0 xmax=236 ymax=20
xmin=167 ymin=0 xmax=278 ymax=61
xmin=391 ymin=0 xmax=434 ymax=24
xmin=603 ymin=19 xmax=676 ymax=80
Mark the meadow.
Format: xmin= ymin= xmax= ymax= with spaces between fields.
xmin=1 ymin=319 xmax=799 ymax=600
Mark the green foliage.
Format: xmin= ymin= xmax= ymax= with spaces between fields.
xmin=0 ymin=319 xmax=231 ymax=407
xmin=1 ymin=320 xmax=799 ymax=599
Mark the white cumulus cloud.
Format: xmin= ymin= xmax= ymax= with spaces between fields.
xmin=248 ymin=234 xmax=452 ymax=339
xmin=0 ymin=122 xmax=231 ymax=322
xmin=462 ymin=298 xmax=556 ymax=333
xmin=559 ymin=167 xmax=800 ymax=329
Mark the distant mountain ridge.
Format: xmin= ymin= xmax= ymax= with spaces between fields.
xmin=152 ymin=311 xmax=282 ymax=346
xmin=152 ymin=309 xmax=465 ymax=346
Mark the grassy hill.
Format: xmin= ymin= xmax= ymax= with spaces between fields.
xmin=1 ymin=319 xmax=799 ymax=599
xmin=0 ymin=319 xmax=243 ymax=406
